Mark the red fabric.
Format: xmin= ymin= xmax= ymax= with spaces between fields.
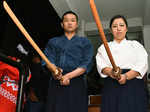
xmin=0 ymin=57 xmax=19 ymax=112
xmin=0 ymin=57 xmax=19 ymax=81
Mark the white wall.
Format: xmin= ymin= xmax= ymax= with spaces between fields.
xmin=143 ymin=25 xmax=150 ymax=74
xmin=77 ymin=20 xmax=86 ymax=37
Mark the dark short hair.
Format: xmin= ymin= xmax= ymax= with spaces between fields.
xmin=61 ymin=11 xmax=78 ymax=22
xmin=109 ymin=15 xmax=128 ymax=28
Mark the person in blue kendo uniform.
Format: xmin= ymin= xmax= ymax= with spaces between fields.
xmin=96 ymin=15 xmax=148 ymax=112
xmin=42 ymin=11 xmax=93 ymax=112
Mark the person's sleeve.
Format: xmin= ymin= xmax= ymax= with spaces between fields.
xmin=78 ymin=39 xmax=93 ymax=74
xmin=131 ymin=41 xmax=148 ymax=79
xmin=41 ymin=39 xmax=56 ymax=66
xmin=0 ymin=62 xmax=4 ymax=79
xmin=0 ymin=60 xmax=20 ymax=81
xmin=96 ymin=45 xmax=109 ymax=78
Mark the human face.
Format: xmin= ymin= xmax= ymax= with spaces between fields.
xmin=61 ymin=14 xmax=78 ymax=33
xmin=110 ymin=18 xmax=128 ymax=42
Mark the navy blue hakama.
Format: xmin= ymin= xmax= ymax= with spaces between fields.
xmin=101 ymin=69 xmax=148 ymax=112
xmin=45 ymin=76 xmax=88 ymax=112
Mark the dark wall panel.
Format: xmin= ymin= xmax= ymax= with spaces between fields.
xmin=0 ymin=0 xmax=63 ymax=56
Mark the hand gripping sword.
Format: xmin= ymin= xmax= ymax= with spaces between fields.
xmin=89 ymin=0 xmax=121 ymax=79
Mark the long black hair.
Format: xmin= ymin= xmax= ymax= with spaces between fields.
xmin=109 ymin=15 xmax=128 ymax=29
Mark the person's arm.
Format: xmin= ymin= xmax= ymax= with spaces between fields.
xmin=129 ymin=41 xmax=148 ymax=79
xmin=101 ymin=68 xmax=141 ymax=85
xmin=101 ymin=67 xmax=116 ymax=79
xmin=118 ymin=70 xmax=140 ymax=85
xmin=42 ymin=38 xmax=62 ymax=80
xmin=77 ymin=39 xmax=93 ymax=74
xmin=60 ymin=39 xmax=93 ymax=86
xmin=46 ymin=64 xmax=62 ymax=80
xmin=125 ymin=70 xmax=140 ymax=80
xmin=41 ymin=39 xmax=56 ymax=66
xmin=96 ymin=45 xmax=113 ymax=78
xmin=60 ymin=68 xmax=86 ymax=86
xmin=118 ymin=41 xmax=148 ymax=84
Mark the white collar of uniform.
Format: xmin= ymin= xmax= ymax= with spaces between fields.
xmin=113 ymin=38 xmax=127 ymax=45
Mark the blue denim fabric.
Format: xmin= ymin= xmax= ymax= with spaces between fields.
xmin=42 ymin=35 xmax=93 ymax=74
